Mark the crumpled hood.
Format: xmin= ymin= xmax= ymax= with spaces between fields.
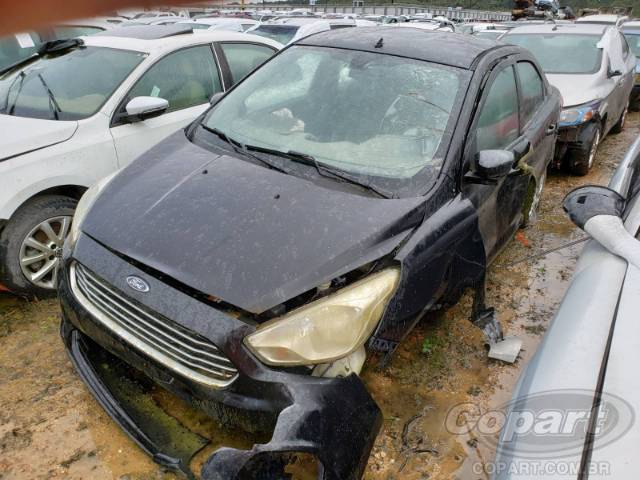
xmin=547 ymin=73 xmax=610 ymax=108
xmin=0 ymin=114 xmax=78 ymax=161
xmin=82 ymin=132 xmax=425 ymax=313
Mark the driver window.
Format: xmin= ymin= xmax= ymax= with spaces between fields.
xmin=126 ymin=45 xmax=222 ymax=114
xmin=475 ymin=66 xmax=519 ymax=152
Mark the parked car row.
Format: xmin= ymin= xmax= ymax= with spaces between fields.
xmin=0 ymin=14 xmax=637 ymax=480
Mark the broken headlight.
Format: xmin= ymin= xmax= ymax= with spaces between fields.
xmin=244 ymin=268 xmax=400 ymax=366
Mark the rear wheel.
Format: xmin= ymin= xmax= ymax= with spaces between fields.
xmin=569 ymin=123 xmax=600 ymax=176
xmin=0 ymin=195 xmax=76 ymax=297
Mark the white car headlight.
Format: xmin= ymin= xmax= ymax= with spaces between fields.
xmin=244 ymin=268 xmax=400 ymax=366
xmin=66 ymin=172 xmax=118 ymax=249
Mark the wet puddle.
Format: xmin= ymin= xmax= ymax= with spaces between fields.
xmin=1 ymin=114 xmax=638 ymax=479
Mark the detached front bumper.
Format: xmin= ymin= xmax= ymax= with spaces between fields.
xmin=58 ymin=234 xmax=382 ymax=479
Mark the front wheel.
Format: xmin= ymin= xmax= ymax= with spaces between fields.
xmin=0 ymin=195 xmax=77 ymax=297
xmin=568 ymin=123 xmax=600 ymax=176
xmin=611 ymin=102 xmax=628 ymax=134
xmin=521 ymin=170 xmax=546 ymax=227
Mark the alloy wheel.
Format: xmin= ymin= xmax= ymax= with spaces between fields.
xmin=18 ymin=216 xmax=72 ymax=290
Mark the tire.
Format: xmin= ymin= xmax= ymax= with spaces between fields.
xmin=521 ymin=170 xmax=546 ymax=227
xmin=611 ymin=102 xmax=628 ymax=134
xmin=568 ymin=123 xmax=601 ymax=176
xmin=0 ymin=195 xmax=77 ymax=298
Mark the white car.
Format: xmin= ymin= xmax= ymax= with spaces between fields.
xmin=178 ymin=17 xmax=260 ymax=33
xmin=53 ymin=17 xmax=121 ymax=36
xmin=247 ymin=17 xmax=376 ymax=45
xmin=122 ymin=16 xmax=184 ymax=27
xmin=0 ymin=25 xmax=281 ymax=295
xmin=575 ymin=14 xmax=629 ymax=28
xmin=391 ymin=19 xmax=457 ymax=32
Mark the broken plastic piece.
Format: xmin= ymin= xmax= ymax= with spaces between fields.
xmin=471 ymin=302 xmax=522 ymax=364
xmin=488 ymin=336 xmax=523 ymax=363
xmin=473 ymin=307 xmax=504 ymax=345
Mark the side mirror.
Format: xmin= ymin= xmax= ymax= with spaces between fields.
xmin=209 ymin=92 xmax=224 ymax=105
xmin=470 ymin=150 xmax=514 ymax=180
xmin=125 ymin=96 xmax=169 ymax=122
xmin=562 ymin=185 xmax=625 ymax=229
xmin=608 ymin=68 xmax=623 ymax=78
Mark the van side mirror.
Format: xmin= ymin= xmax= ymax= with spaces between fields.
xmin=563 ymin=185 xmax=625 ymax=229
xmin=608 ymin=68 xmax=623 ymax=78
xmin=125 ymin=96 xmax=168 ymax=122
xmin=209 ymin=92 xmax=224 ymax=105
xmin=468 ymin=150 xmax=514 ymax=183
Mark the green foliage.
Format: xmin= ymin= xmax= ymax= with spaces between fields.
xmin=421 ymin=337 xmax=435 ymax=354
xmin=421 ymin=335 xmax=443 ymax=354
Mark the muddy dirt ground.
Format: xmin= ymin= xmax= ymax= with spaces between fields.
xmin=1 ymin=114 xmax=638 ymax=480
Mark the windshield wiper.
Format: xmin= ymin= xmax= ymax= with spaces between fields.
xmin=2 ymin=70 xmax=26 ymax=114
xmin=200 ymin=125 xmax=289 ymax=174
xmin=201 ymin=125 xmax=239 ymax=148
xmin=37 ymin=73 xmax=61 ymax=120
xmin=246 ymin=145 xmax=395 ymax=199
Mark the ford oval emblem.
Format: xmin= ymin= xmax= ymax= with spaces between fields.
xmin=126 ymin=275 xmax=149 ymax=293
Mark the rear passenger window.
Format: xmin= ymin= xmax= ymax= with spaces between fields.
xmin=475 ymin=66 xmax=519 ymax=152
xmin=516 ymin=61 xmax=544 ymax=127
xmin=220 ymin=43 xmax=274 ymax=83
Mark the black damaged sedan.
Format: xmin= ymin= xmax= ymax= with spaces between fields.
xmin=58 ymin=28 xmax=560 ymax=479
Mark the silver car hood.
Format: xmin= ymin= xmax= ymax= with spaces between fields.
xmin=546 ymin=73 xmax=610 ymax=108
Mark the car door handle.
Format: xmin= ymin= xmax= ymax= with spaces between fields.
xmin=546 ymin=124 xmax=557 ymax=136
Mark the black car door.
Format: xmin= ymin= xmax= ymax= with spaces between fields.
xmin=461 ymin=60 xmax=528 ymax=262
xmin=513 ymin=57 xmax=558 ymax=205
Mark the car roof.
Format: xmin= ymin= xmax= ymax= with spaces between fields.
xmin=187 ymin=17 xmax=258 ymax=25
xmin=576 ymin=14 xmax=625 ymax=23
xmin=298 ymin=27 xmax=512 ymax=69
xmin=622 ymin=20 xmax=640 ymax=31
xmin=269 ymin=17 xmax=324 ymax=26
xmin=57 ymin=18 xmax=116 ymax=30
xmin=83 ymin=27 xmax=281 ymax=53
xmin=505 ymin=22 xmax=609 ymax=35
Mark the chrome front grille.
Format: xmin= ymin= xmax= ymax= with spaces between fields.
xmin=70 ymin=262 xmax=238 ymax=388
